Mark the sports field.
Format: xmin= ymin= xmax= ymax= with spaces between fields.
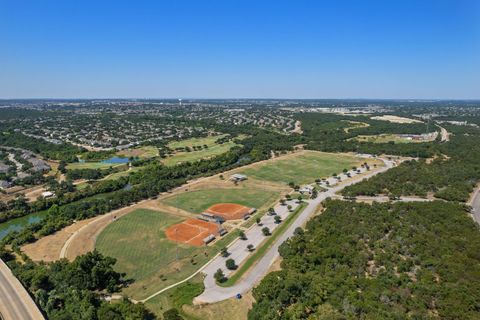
xmin=239 ymin=151 xmax=364 ymax=185
xmin=165 ymin=218 xmax=220 ymax=246
xmin=162 ymin=186 xmax=278 ymax=215
xmin=163 ymin=134 xmax=241 ymax=166
xmin=95 ymin=209 xmax=216 ymax=300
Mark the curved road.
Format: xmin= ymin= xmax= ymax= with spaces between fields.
xmin=0 ymin=259 xmax=44 ymax=320
xmin=468 ymin=186 xmax=480 ymax=224
xmin=194 ymin=156 xmax=395 ymax=303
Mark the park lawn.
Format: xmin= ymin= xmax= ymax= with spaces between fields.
xmin=161 ymin=186 xmax=279 ymax=215
xmin=116 ymin=145 xmax=159 ymax=159
xmin=167 ymin=134 xmax=229 ymax=149
xmin=162 ymin=140 xmax=238 ymax=166
xmin=239 ymin=151 xmax=363 ymax=185
xmin=95 ymin=209 xmax=217 ymax=300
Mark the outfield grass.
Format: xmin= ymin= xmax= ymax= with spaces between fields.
xmin=95 ymin=209 xmax=217 ymax=300
xmin=239 ymin=151 xmax=362 ymax=185
xmin=162 ymin=187 xmax=278 ymax=215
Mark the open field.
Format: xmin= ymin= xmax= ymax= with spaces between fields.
xmin=96 ymin=209 xmax=216 ymax=300
xmin=66 ymin=161 xmax=127 ymax=170
xmin=168 ymin=134 xmax=228 ymax=149
xmin=163 ymin=142 xmax=238 ymax=166
xmin=353 ymin=133 xmax=436 ymax=144
xmin=102 ymin=166 xmax=144 ymax=180
xmin=144 ymin=274 xmax=205 ymax=319
xmin=342 ymin=120 xmax=370 ymax=132
xmin=162 ymin=186 xmax=278 ymax=215
xmin=116 ymin=145 xmax=159 ymax=158
xmin=371 ymin=115 xmax=423 ymax=123
xmin=238 ymin=151 xmax=365 ymax=185
xmin=163 ymin=134 xmax=242 ymax=166
xmin=21 ymin=216 xmax=97 ymax=261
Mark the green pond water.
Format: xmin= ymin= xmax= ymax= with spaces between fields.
xmin=0 ymin=211 xmax=48 ymax=240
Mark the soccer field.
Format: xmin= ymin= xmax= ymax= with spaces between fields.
xmin=239 ymin=151 xmax=364 ymax=185
xmin=95 ymin=209 xmax=215 ymax=300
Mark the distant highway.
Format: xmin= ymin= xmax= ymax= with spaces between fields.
xmin=0 ymin=259 xmax=44 ymax=320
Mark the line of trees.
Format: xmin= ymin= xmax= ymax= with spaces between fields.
xmin=3 ymin=250 xmax=155 ymax=319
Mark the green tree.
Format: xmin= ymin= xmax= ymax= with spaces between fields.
xmin=226 ymin=259 xmax=237 ymax=270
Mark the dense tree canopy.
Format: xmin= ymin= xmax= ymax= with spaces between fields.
xmin=250 ymin=200 xmax=480 ymax=320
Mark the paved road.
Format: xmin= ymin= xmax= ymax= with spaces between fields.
xmin=194 ymin=156 xmax=394 ymax=304
xmin=436 ymin=124 xmax=450 ymax=142
xmin=468 ymin=187 xmax=480 ymax=224
xmin=0 ymin=259 xmax=44 ymax=320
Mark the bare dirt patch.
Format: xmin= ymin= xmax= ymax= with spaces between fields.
xmin=21 ymin=217 xmax=95 ymax=262
xmin=165 ymin=218 xmax=221 ymax=246
xmin=205 ymin=203 xmax=253 ymax=220
xmin=371 ymin=115 xmax=423 ymax=124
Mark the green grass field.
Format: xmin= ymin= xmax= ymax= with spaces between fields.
xmin=116 ymin=145 xmax=159 ymax=158
xmin=66 ymin=161 xmax=125 ymax=170
xmin=167 ymin=134 xmax=228 ymax=149
xmin=95 ymin=209 xmax=216 ymax=300
xmin=163 ymin=134 xmax=241 ymax=166
xmin=144 ymin=274 xmax=204 ymax=319
xmin=162 ymin=186 xmax=278 ymax=214
xmin=239 ymin=151 xmax=362 ymax=185
xmin=162 ymin=141 xmax=238 ymax=166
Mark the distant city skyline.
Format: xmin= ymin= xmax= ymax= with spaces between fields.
xmin=1 ymin=0 xmax=479 ymax=99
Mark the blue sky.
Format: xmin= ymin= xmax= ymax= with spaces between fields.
xmin=0 ymin=0 xmax=479 ymax=99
